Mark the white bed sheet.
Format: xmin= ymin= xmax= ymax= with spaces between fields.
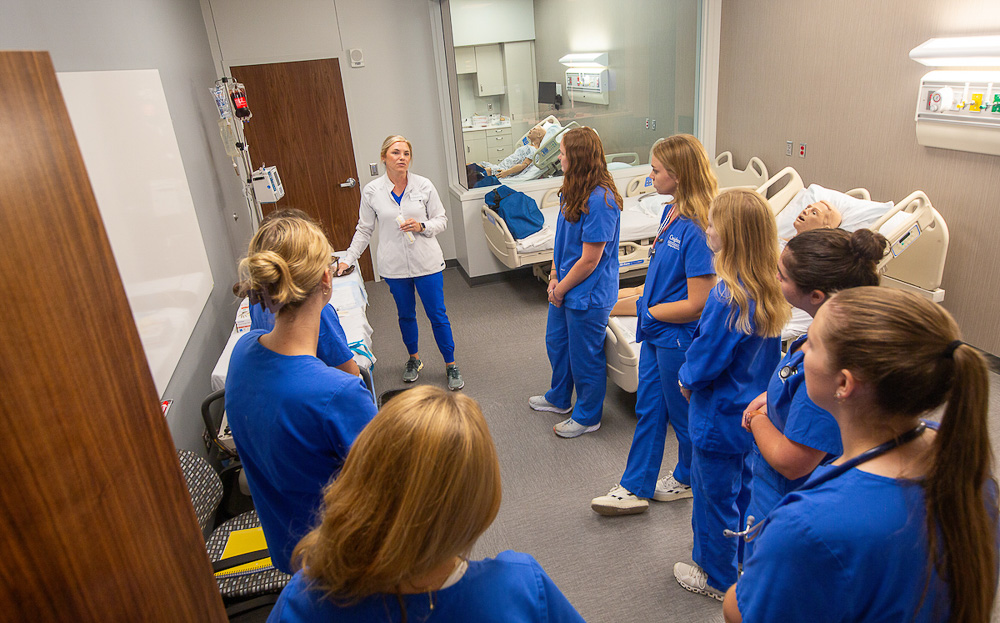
xmin=514 ymin=196 xmax=663 ymax=253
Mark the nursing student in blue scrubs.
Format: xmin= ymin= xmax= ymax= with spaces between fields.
xmin=725 ymin=288 xmax=999 ymax=622
xmin=590 ymin=135 xmax=717 ymax=515
xmin=740 ymin=227 xmax=886 ymax=557
xmin=249 ymin=209 xmax=360 ymax=378
xmin=529 ymin=127 xmax=622 ymax=438
xmin=226 ymin=213 xmax=377 ymax=574
xmin=673 ymin=189 xmax=789 ymax=601
xmin=268 ymin=386 xmax=585 ymax=623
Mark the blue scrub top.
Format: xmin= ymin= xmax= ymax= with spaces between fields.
xmin=267 ymin=551 xmax=586 ymax=622
xmin=752 ymin=333 xmax=842 ymax=513
xmin=553 ymin=186 xmax=620 ymax=310
xmin=737 ymin=464 xmax=999 ymax=622
xmin=678 ymin=283 xmax=781 ymax=454
xmin=635 ymin=210 xmax=715 ymax=348
xmin=225 ymin=330 xmax=377 ymax=573
xmin=251 ymin=303 xmax=354 ymax=369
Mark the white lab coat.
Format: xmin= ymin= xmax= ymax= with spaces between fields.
xmin=341 ymin=173 xmax=448 ymax=279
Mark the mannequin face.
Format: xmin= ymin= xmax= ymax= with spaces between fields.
xmin=649 ymin=155 xmax=678 ymax=197
xmin=793 ymin=200 xmax=842 ymax=234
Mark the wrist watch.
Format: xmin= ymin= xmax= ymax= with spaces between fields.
xmin=420 ymin=222 xmax=426 ymax=232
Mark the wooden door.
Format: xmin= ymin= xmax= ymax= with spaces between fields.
xmin=0 ymin=51 xmax=226 ymax=621
xmin=231 ymin=58 xmax=375 ymax=281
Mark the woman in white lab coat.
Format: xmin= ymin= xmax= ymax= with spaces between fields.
xmin=338 ymin=135 xmax=463 ymax=390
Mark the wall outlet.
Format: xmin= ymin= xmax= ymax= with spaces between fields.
xmin=645 ymin=118 xmax=650 ymax=129
xmin=786 ymin=140 xmax=793 ymax=156
xmin=799 ymin=143 xmax=807 ymax=158
xmin=487 ymin=102 xmax=493 ymax=111
xmin=651 ymin=119 xmax=656 ymax=131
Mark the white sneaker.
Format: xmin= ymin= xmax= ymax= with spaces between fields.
xmin=553 ymin=417 xmax=600 ymax=438
xmin=528 ymin=395 xmax=572 ymax=414
xmin=653 ymin=472 xmax=693 ymax=502
xmin=673 ymin=562 xmax=725 ymax=601
xmin=590 ymin=484 xmax=649 ymax=516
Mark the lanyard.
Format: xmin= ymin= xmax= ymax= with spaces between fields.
xmin=648 ymin=205 xmax=679 ymax=258
xmin=725 ymin=422 xmax=928 ymax=542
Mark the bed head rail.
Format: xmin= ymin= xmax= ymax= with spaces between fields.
xmin=755 ymin=166 xmax=803 ymax=216
xmin=540 ymin=186 xmax=560 ymax=209
xmin=872 ymin=190 xmax=949 ymax=299
xmin=713 ymin=151 xmax=769 ymax=190
xmin=607 ymin=152 xmax=640 ymax=166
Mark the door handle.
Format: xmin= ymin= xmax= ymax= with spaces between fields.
xmin=340 ymin=177 xmax=357 ymax=188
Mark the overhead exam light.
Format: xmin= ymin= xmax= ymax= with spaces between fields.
xmin=909 ymin=35 xmax=1000 ymax=67
xmin=559 ymin=52 xmax=608 ymax=68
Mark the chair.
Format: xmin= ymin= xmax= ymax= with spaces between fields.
xmin=200 ymin=388 xmax=254 ymax=520
xmin=177 ymin=449 xmax=291 ymax=616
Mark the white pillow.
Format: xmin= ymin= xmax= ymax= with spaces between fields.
xmin=776 ymin=184 xmax=893 ymax=240
xmin=636 ymin=193 xmax=673 ymax=219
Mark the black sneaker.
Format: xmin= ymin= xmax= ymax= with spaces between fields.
xmin=446 ymin=364 xmax=464 ymax=391
xmin=403 ymin=357 xmax=423 ymax=383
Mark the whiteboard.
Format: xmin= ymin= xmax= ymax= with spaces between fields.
xmin=57 ymin=69 xmax=214 ymax=397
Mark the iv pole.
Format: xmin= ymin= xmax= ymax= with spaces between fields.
xmin=212 ymin=77 xmax=263 ymax=232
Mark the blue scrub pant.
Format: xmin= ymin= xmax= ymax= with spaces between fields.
xmin=544 ymin=304 xmax=612 ymax=426
xmin=691 ymin=446 xmax=752 ymax=591
xmin=619 ymin=340 xmax=692 ymax=497
xmin=384 ymin=271 xmax=456 ymax=363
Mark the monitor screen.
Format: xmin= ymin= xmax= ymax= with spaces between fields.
xmin=538 ymin=81 xmax=557 ymax=104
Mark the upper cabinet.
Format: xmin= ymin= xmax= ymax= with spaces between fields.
xmin=450 ymin=0 xmax=535 ymax=47
xmin=455 ymin=46 xmax=477 ymax=74
xmin=474 ymin=45 xmax=505 ymax=96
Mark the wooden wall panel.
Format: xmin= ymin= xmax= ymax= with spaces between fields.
xmin=716 ymin=0 xmax=1000 ymax=353
xmin=0 ymin=52 xmax=226 ymax=621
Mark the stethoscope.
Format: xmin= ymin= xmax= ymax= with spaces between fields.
xmin=723 ymin=422 xmax=928 ymax=542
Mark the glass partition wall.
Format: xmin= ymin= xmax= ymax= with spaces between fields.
xmin=442 ymin=0 xmax=702 ymax=190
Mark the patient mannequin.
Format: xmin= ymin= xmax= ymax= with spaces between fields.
xmin=791 ymin=200 xmax=842 ymax=236
xmin=490 ymin=126 xmax=546 ymax=178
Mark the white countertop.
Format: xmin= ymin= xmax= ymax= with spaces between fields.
xmin=463 ymin=123 xmax=512 ymax=132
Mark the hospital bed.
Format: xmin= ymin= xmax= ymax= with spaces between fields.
xmin=604 ymin=167 xmax=950 ymax=392
xmin=503 ymin=120 xmax=580 ymax=181
xmin=482 ymin=183 xmax=667 ymax=280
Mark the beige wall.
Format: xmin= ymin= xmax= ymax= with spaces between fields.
xmin=717 ymin=0 xmax=1000 ymax=353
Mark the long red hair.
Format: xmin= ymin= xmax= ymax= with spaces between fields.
xmin=559 ymin=127 xmax=623 ymax=223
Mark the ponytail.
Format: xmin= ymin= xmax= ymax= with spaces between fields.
xmin=925 ymin=342 xmax=996 ymax=623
